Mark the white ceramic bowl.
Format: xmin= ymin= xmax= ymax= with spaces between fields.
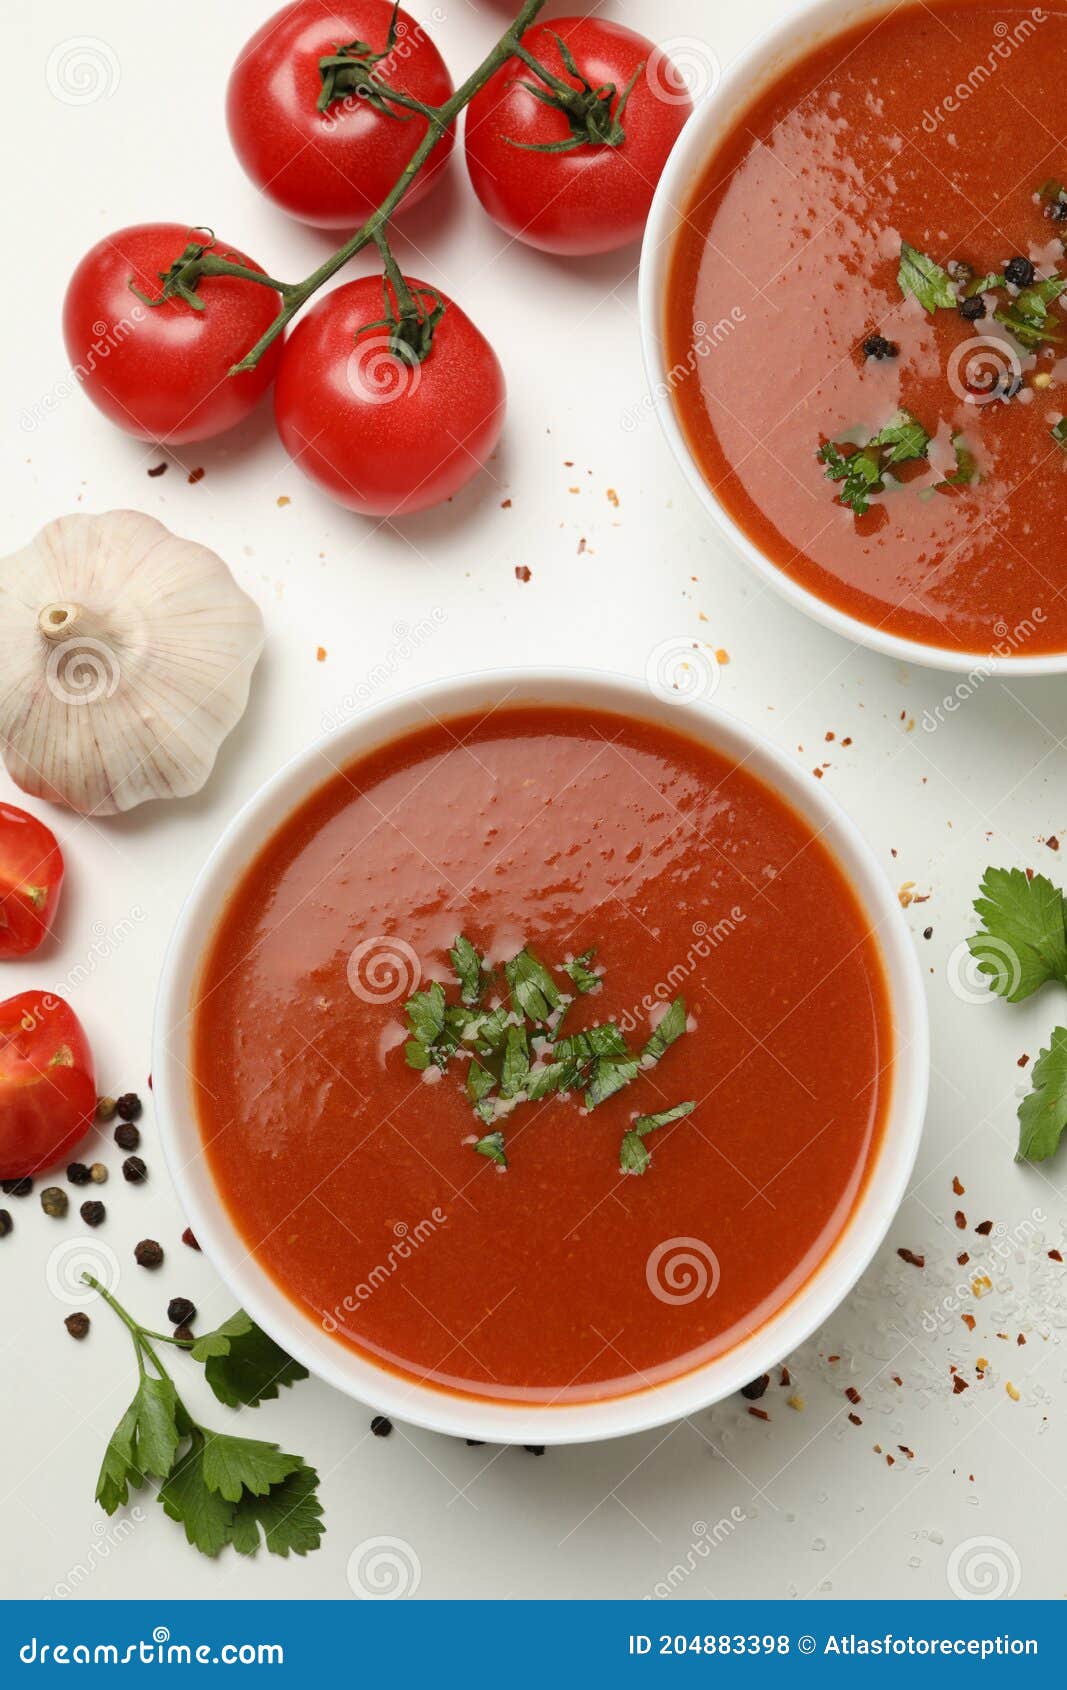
xmin=154 ymin=668 xmax=928 ymax=1444
xmin=639 ymin=0 xmax=1067 ymax=677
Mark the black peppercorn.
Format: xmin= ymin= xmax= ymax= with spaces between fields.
xmin=740 ymin=1374 xmax=771 ymax=1401
xmin=66 ymin=1162 xmax=92 ymax=1186
xmin=523 ymin=1445 xmax=546 ymax=1456
xmin=65 ymin=1312 xmax=91 ymax=1340
xmin=2 ymin=1177 xmax=33 ymax=1197
xmin=134 ymin=1238 xmax=164 ymax=1268
xmin=959 ymin=295 xmax=986 ymax=322
xmin=0 ymin=1209 xmax=12 ymax=1238
xmin=122 ymin=1156 xmax=147 ymax=1184
xmin=114 ymin=1122 xmax=140 ymax=1152
xmin=80 ymin=1200 xmax=106 ymax=1228
xmin=1004 ymin=255 xmax=1035 ymax=287
xmin=116 ymin=1093 xmax=143 ymax=1122
xmin=1046 ymin=199 xmax=1067 ymax=223
xmin=370 ymin=1415 xmax=393 ymax=1438
xmin=167 ymin=1297 xmax=196 ymax=1327
xmin=173 ymin=1323 xmax=195 ymax=1344
xmin=862 ymin=334 xmax=898 ymax=360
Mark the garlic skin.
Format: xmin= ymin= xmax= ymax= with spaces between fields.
xmin=0 ymin=511 xmax=264 ymax=816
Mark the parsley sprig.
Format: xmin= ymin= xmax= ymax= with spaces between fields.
xmin=818 ymin=410 xmax=930 ymax=515
xmin=403 ymin=939 xmax=695 ymax=1174
xmin=967 ymin=867 xmax=1067 ymax=1162
xmin=86 ymin=1276 xmax=322 ymax=1559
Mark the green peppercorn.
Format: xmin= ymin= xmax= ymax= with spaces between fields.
xmin=40 ymin=1186 xmax=69 ymax=1219
xmin=89 ymin=1163 xmax=108 ymax=1185
xmin=95 ymin=1096 xmax=117 ymax=1123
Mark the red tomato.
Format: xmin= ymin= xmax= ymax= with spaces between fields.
xmin=0 ymin=805 xmax=64 ymax=960
xmin=464 ymin=17 xmax=692 ymax=255
xmin=0 ymin=993 xmax=95 ymax=1178
xmin=63 ymin=223 xmax=284 ymax=443
xmin=227 ymin=0 xmax=454 ymax=230
xmin=274 ymin=275 xmax=506 ymax=515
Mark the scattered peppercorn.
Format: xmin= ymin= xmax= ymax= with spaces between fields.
xmin=181 ymin=1227 xmax=200 ymax=1251
xmin=80 ymin=1200 xmax=105 ymax=1227
xmin=114 ymin=1122 xmax=140 ymax=1152
xmin=959 ymin=295 xmax=986 ymax=322
xmin=465 ymin=1439 xmax=485 ymax=1447
xmin=134 ymin=1238 xmax=163 ymax=1268
xmin=370 ymin=1415 xmax=393 ymax=1438
xmin=66 ymin=1163 xmax=91 ymax=1186
xmin=1004 ymin=255 xmax=1035 ymax=287
xmin=173 ymin=1323 xmax=195 ymax=1344
xmin=64 ymin=1312 xmax=91 ymax=1340
xmin=2 ymin=1177 xmax=33 ymax=1197
xmin=89 ymin=1163 xmax=108 ymax=1185
xmin=0 ymin=1209 xmax=12 ymax=1238
xmin=95 ymin=1096 xmax=117 ymax=1122
xmin=523 ymin=1444 xmax=546 ymax=1455
xmin=167 ymin=1297 xmax=196 ymax=1327
xmin=862 ymin=334 xmax=898 ymax=360
xmin=122 ymin=1156 xmax=147 ymax=1184
xmin=740 ymin=1374 xmax=770 ymax=1401
xmin=999 ymin=371 xmax=1024 ymax=401
xmin=1046 ymin=199 xmax=1067 ymax=223
xmin=40 ymin=1186 xmax=69 ymax=1219
xmin=116 ymin=1093 xmax=143 ymax=1122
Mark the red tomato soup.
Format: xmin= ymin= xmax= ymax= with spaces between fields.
xmin=193 ymin=707 xmax=891 ymax=1402
xmin=667 ymin=0 xmax=1067 ymax=657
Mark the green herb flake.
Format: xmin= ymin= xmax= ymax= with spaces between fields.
xmin=619 ymin=1100 xmax=696 ymax=1176
xmin=504 ymin=947 xmax=562 ymax=1023
xmin=642 ymin=997 xmax=688 ymax=1063
xmin=473 ymin=1130 xmax=508 ymax=1167
xmin=818 ymin=411 xmax=930 ymax=516
xmin=898 ymin=241 xmax=958 ymax=312
xmin=450 ymin=935 xmax=486 ymax=1006
xmin=562 ymin=949 xmax=600 ymax=993
xmin=1052 ymin=417 xmax=1067 ymax=449
xmin=995 ymin=276 xmax=1066 ymax=348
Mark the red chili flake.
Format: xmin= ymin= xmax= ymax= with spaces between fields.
xmin=187 ymin=467 xmax=205 ymax=485
xmin=1047 ymin=836 xmax=1060 ymax=851
xmin=181 ymin=1227 xmax=200 ymax=1251
xmin=1018 ymin=1054 xmax=1030 ymax=1068
xmin=974 ymin=1220 xmax=993 ymax=1236
xmin=955 ymin=1210 xmax=967 ymax=1229
xmin=886 ymin=1453 xmax=895 ymax=1466
xmin=577 ymin=537 xmax=587 ymax=554
xmin=316 ymin=646 xmax=327 ymax=663
xmin=892 ymin=1374 xmax=903 ymax=1387
xmin=1026 ymin=867 xmax=1034 ymax=880
xmin=845 ymin=1386 xmax=862 ymax=1404
xmin=957 ymin=1251 xmax=970 ymax=1265
xmin=813 ymin=768 xmax=824 ymax=779
xmin=953 ymin=1375 xmax=969 ymax=1394
xmin=873 ymin=1443 xmax=882 ymax=1454
xmin=500 ymin=498 xmax=512 ymax=509
xmin=897 ymin=1247 xmax=925 ymax=1268
xmin=952 ymin=1176 xmax=965 ymax=1196
xmin=899 ymin=1445 xmax=915 ymax=1460
xmin=848 ymin=1411 xmax=862 ymax=1426
xmin=1049 ymin=1249 xmax=1063 ymax=1262
xmin=841 ymin=736 xmax=853 ymax=746
xmin=825 ymin=731 xmax=835 ymax=742
xmin=1017 ymin=1333 xmax=1026 ymax=1345
xmin=147 ymin=462 xmax=167 ymax=478
xmin=779 ymin=1367 xmax=791 ymax=1388
xmin=827 ymin=1354 xmax=840 ymax=1364
xmin=961 ymin=1313 xmax=976 ymax=1331
xmin=515 ymin=565 xmax=532 ymax=583
xmin=747 ymin=1406 xmax=770 ymax=1421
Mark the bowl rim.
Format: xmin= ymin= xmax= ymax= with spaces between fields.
xmin=637 ymin=0 xmax=1067 ymax=678
xmin=152 ymin=665 xmax=929 ymax=1445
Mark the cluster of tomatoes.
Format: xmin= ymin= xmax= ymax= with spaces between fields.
xmin=62 ymin=2 xmax=691 ymax=516
xmin=0 ymin=807 xmax=97 ymax=1179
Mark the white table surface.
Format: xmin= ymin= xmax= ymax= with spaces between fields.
xmin=3 ymin=0 xmax=1066 ymax=1605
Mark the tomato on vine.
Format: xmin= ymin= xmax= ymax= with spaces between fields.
xmin=227 ymin=0 xmax=455 ymax=230
xmin=464 ymin=17 xmax=692 ymax=256
xmin=273 ymin=275 xmax=506 ymax=516
xmin=63 ymin=224 xmax=285 ymax=443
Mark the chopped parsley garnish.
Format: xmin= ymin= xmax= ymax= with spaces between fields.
xmin=995 ymin=275 xmax=1066 ymax=349
xmin=898 ymin=241 xmax=957 ymax=312
xmin=620 ymin=1101 xmax=696 ymax=1176
xmin=402 ymin=940 xmax=694 ymax=1173
xmin=943 ymin=435 xmax=979 ymax=488
xmin=818 ymin=410 xmax=930 ymax=515
xmin=1053 ymin=417 xmax=1067 ymax=449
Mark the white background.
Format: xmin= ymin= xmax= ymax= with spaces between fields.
xmin=3 ymin=0 xmax=1066 ymax=1603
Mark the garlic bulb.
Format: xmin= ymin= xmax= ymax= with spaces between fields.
xmin=0 ymin=511 xmax=264 ymax=815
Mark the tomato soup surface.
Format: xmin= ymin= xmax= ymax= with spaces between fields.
xmin=194 ymin=707 xmax=891 ymax=1402
xmin=668 ymin=0 xmax=1067 ymax=656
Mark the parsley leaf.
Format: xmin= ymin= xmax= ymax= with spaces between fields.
xmin=230 ymin=1461 xmax=325 ymax=1558
xmin=159 ymin=1431 xmax=237 ymax=1558
xmin=562 ymin=949 xmax=600 ymax=993
xmin=499 ymin=1023 xmax=531 ymax=1098
xmin=898 ymin=241 xmax=958 ymax=311
xmin=818 ymin=411 xmax=930 ymax=515
xmin=450 ymin=935 xmax=486 ymax=1006
xmin=1017 ymin=1028 xmax=1067 ymax=1161
xmin=942 ymin=434 xmax=979 ymax=488
xmin=1052 ymin=417 xmax=1067 ymax=449
xmin=619 ymin=1100 xmax=696 ymax=1175
xmin=200 ymin=1432 xmax=303 ymax=1503
xmin=970 ymin=867 xmax=1067 ymax=1002
xmin=95 ymin=1376 xmax=181 ymax=1514
xmin=474 ymin=1129 xmax=508 ymax=1166
xmin=642 ymin=997 xmax=688 ymax=1063
xmin=504 ymin=947 xmax=562 ymax=1023
xmin=996 ymin=276 xmax=1066 ymax=348
xmin=191 ymin=1310 xmax=309 ymax=1409
xmin=584 ymin=1053 xmax=641 ymax=1109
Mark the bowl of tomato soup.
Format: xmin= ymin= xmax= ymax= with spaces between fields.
xmin=641 ymin=0 xmax=1067 ymax=672
xmin=154 ymin=671 xmax=927 ymax=1443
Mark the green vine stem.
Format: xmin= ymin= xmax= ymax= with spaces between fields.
xmin=134 ymin=0 xmax=555 ymax=373
xmin=82 ymin=1272 xmax=179 ymax=1380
